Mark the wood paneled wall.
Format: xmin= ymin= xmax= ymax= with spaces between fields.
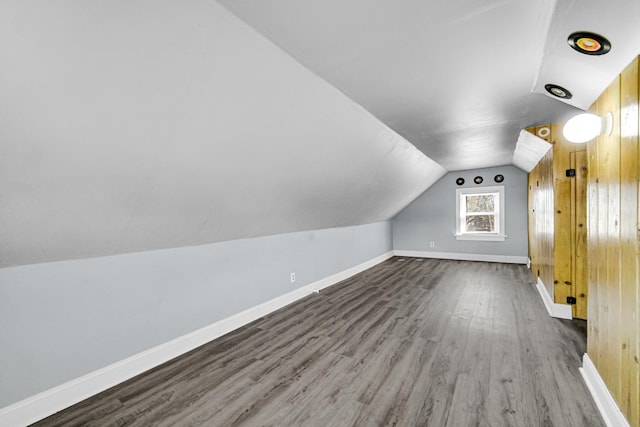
xmin=528 ymin=138 xmax=554 ymax=298
xmin=527 ymin=125 xmax=588 ymax=318
xmin=587 ymin=56 xmax=639 ymax=427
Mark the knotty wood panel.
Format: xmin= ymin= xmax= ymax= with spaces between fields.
xmin=551 ymin=123 xmax=574 ymax=308
xmin=571 ymin=150 xmax=588 ymax=320
xmin=526 ymin=124 xmax=588 ymax=319
xmin=32 ymin=259 xmax=604 ymax=426
xmin=619 ymin=56 xmax=640 ymax=427
xmin=587 ymin=56 xmax=640 ymax=427
xmin=527 ymin=133 xmax=554 ymax=298
xmin=601 ymin=74 xmax=622 ymax=403
xmin=586 ymin=86 xmax=601 ymax=370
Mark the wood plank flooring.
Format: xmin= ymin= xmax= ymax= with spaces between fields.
xmin=32 ymin=258 xmax=604 ymax=426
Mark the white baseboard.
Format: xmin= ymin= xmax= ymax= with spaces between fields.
xmin=0 ymin=251 xmax=394 ymax=427
xmin=535 ymin=277 xmax=573 ymax=319
xmin=393 ymin=250 xmax=528 ymax=265
xmin=580 ymin=353 xmax=631 ymax=427
xmin=527 ymin=257 xmax=531 ymax=269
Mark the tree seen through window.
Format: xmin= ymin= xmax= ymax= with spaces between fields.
xmin=455 ymin=185 xmax=505 ymax=241
xmin=464 ymin=194 xmax=497 ymax=233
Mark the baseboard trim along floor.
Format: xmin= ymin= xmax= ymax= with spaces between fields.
xmin=580 ymin=353 xmax=631 ymax=427
xmin=0 ymin=251 xmax=394 ymax=427
xmin=393 ymin=250 xmax=529 ymax=265
xmin=27 ymin=258 xmax=605 ymax=426
xmin=535 ymin=277 xmax=573 ymax=320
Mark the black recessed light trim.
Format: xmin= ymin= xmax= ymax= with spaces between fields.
xmin=494 ymin=174 xmax=504 ymax=183
xmin=474 ymin=176 xmax=483 ymax=184
xmin=545 ymin=83 xmax=572 ymax=99
xmin=456 ymin=177 xmax=465 ymax=186
xmin=568 ymin=31 xmax=611 ymax=56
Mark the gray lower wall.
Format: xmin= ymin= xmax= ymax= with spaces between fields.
xmin=0 ymin=221 xmax=392 ymax=408
xmin=392 ymin=166 xmax=528 ymax=257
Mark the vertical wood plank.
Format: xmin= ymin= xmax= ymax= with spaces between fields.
xmin=526 ymin=127 xmax=539 ymax=281
xmin=573 ymin=150 xmax=588 ymax=320
xmin=551 ymin=123 xmax=574 ymax=307
xmin=587 ymin=56 xmax=640 ymax=427
xmin=540 ymin=149 xmax=555 ymax=296
xmin=594 ymin=89 xmax=612 ymax=388
xmin=527 ymin=125 xmax=553 ymax=289
xmin=620 ymin=57 xmax=639 ymax=424
xmin=571 ymin=151 xmax=577 ymax=318
xmin=586 ymin=107 xmax=600 ymax=367
xmin=636 ymin=62 xmax=640 ymax=427
xmin=526 ymin=125 xmax=555 ymax=300
xmin=599 ymin=74 xmax=622 ymax=405
xmin=529 ymin=163 xmax=539 ymax=278
xmin=636 ymin=59 xmax=640 ymax=427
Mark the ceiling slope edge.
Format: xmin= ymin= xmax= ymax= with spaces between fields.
xmin=0 ymin=1 xmax=447 ymax=267
xmin=532 ymin=0 xmax=640 ymax=110
xmin=215 ymin=0 xmax=448 ymax=178
xmin=512 ymin=130 xmax=553 ymax=172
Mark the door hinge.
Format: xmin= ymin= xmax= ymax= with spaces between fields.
xmin=566 ymin=169 xmax=576 ymax=177
xmin=566 ymin=296 xmax=577 ymax=304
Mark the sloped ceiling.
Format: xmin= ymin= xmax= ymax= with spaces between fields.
xmin=533 ymin=0 xmax=640 ymax=110
xmin=2 ymin=0 xmax=639 ymax=267
xmin=218 ymin=0 xmax=578 ymax=171
xmin=512 ymin=130 xmax=552 ymax=173
xmin=0 ymin=0 xmax=445 ymax=267
xmin=219 ymin=0 xmax=640 ymax=170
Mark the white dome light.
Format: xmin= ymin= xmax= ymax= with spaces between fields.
xmin=563 ymin=112 xmax=612 ymax=143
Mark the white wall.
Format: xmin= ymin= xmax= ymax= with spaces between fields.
xmin=0 ymin=222 xmax=391 ymax=408
xmin=0 ymin=0 xmax=447 ymax=418
xmin=392 ymin=166 xmax=528 ymax=259
xmin=0 ymin=0 xmax=444 ymax=268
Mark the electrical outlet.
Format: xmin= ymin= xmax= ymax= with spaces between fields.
xmin=430 ymin=241 xmax=435 ymax=248
xmin=290 ymin=272 xmax=296 ymax=283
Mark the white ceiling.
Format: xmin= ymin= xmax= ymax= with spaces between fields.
xmin=219 ymin=0 xmax=640 ymax=170
xmin=512 ymin=130 xmax=552 ymax=173
xmin=1 ymin=0 xmax=639 ymax=267
xmin=533 ymin=0 xmax=640 ymax=109
xmin=0 ymin=0 xmax=444 ymax=267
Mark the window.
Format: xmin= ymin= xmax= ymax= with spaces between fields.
xmin=455 ymin=185 xmax=505 ymax=241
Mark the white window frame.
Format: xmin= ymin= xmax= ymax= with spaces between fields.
xmin=455 ymin=185 xmax=506 ymax=241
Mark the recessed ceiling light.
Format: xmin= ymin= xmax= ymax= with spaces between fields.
xmin=537 ymin=127 xmax=550 ymax=138
xmin=568 ymin=32 xmax=611 ymax=56
xmin=545 ymin=83 xmax=572 ymax=99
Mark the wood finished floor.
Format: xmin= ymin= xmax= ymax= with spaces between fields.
xmin=33 ymin=258 xmax=604 ymax=427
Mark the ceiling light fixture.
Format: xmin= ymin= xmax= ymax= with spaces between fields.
xmin=545 ymin=84 xmax=572 ymax=99
xmin=568 ymin=32 xmax=611 ymax=56
xmin=536 ymin=127 xmax=550 ymax=138
xmin=563 ymin=112 xmax=613 ymax=143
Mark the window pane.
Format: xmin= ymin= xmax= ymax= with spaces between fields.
xmin=465 ymin=194 xmax=495 ymax=213
xmin=466 ymin=214 xmax=495 ymax=232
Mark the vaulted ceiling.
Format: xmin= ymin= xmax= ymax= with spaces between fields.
xmin=1 ymin=0 xmax=639 ymax=267
xmin=220 ymin=0 xmax=640 ymax=170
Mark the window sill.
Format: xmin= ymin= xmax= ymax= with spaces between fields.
xmin=455 ymin=233 xmax=506 ymax=242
